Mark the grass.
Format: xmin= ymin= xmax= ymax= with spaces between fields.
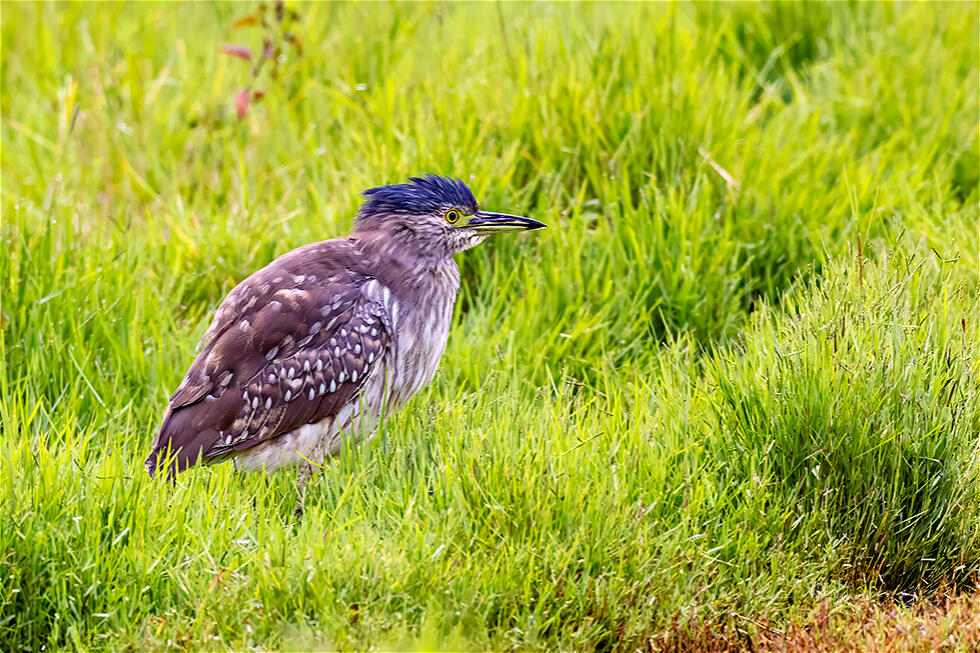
xmin=1 ymin=1 xmax=978 ymax=650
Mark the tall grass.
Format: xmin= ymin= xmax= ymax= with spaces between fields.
xmin=2 ymin=2 xmax=977 ymax=650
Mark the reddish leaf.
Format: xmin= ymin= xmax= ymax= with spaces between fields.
xmin=274 ymin=0 xmax=285 ymax=23
xmin=235 ymin=88 xmax=250 ymax=119
xmin=251 ymin=89 xmax=266 ymax=101
xmin=220 ymin=44 xmax=253 ymax=62
xmin=262 ymin=39 xmax=274 ymax=60
xmin=285 ymin=32 xmax=303 ymax=56
xmin=232 ymin=14 xmax=259 ymax=29
xmin=208 ymin=569 xmax=227 ymax=592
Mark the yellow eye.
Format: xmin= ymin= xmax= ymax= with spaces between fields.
xmin=445 ymin=209 xmax=461 ymax=224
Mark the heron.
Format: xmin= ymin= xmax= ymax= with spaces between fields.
xmin=144 ymin=175 xmax=544 ymax=488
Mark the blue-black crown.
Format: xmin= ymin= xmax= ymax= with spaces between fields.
xmin=360 ymin=175 xmax=479 ymax=217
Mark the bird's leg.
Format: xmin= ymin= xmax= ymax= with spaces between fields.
xmin=294 ymin=439 xmax=326 ymax=518
xmin=297 ymin=461 xmax=314 ymax=489
xmin=294 ymin=462 xmax=313 ymax=518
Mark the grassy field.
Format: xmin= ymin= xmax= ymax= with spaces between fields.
xmin=2 ymin=2 xmax=978 ymax=650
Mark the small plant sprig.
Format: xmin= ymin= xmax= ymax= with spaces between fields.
xmin=220 ymin=1 xmax=303 ymax=120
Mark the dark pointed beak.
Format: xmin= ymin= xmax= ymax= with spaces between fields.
xmin=464 ymin=211 xmax=546 ymax=233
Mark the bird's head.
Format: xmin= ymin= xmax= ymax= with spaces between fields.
xmin=353 ymin=175 xmax=545 ymax=258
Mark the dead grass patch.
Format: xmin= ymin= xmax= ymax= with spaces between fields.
xmin=647 ymin=592 xmax=980 ymax=653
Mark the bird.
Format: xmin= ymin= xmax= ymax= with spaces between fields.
xmin=145 ymin=175 xmax=544 ymax=484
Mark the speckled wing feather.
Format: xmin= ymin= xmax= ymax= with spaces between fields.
xmin=145 ymin=240 xmax=391 ymax=477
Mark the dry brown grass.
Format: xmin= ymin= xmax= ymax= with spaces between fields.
xmin=647 ymin=593 xmax=980 ymax=653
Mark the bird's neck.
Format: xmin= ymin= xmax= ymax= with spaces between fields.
xmin=350 ymin=230 xmax=459 ymax=287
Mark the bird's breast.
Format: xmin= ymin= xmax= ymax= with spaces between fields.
xmin=363 ymin=263 xmax=458 ymax=409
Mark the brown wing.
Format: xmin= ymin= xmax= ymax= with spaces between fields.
xmin=145 ymin=239 xmax=390 ymax=477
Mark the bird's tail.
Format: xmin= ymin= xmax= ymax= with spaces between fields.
xmin=146 ymin=438 xmax=217 ymax=479
xmin=146 ymin=404 xmax=218 ymax=479
xmin=144 ymin=445 xmax=177 ymax=480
